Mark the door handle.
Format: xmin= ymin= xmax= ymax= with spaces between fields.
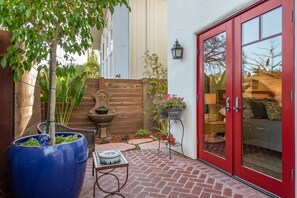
xmin=225 ymin=97 xmax=230 ymax=112
xmin=233 ymin=97 xmax=240 ymax=112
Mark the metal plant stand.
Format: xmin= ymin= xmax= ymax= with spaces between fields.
xmin=93 ymin=150 xmax=129 ymax=197
xmin=157 ymin=114 xmax=185 ymax=160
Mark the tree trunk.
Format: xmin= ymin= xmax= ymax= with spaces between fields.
xmin=48 ymin=25 xmax=61 ymax=145
xmin=49 ymin=44 xmax=57 ymax=145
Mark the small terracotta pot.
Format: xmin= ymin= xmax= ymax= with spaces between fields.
xmin=168 ymin=138 xmax=176 ymax=145
xmin=161 ymin=134 xmax=167 ymax=140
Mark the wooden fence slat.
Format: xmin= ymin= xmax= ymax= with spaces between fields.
xmin=68 ymin=78 xmax=146 ymax=135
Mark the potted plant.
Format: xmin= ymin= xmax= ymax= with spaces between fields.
xmin=161 ymin=131 xmax=168 ymax=140
xmin=152 ymin=94 xmax=168 ymax=119
xmin=154 ymin=94 xmax=186 ymax=120
xmin=0 ymin=1 xmax=128 ymax=198
xmin=159 ymin=129 xmax=168 ymax=140
xmin=152 ymin=127 xmax=168 ymax=141
xmin=168 ymin=135 xmax=176 ymax=145
xmin=166 ymin=94 xmax=186 ymax=120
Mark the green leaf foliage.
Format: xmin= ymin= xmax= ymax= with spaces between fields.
xmin=0 ymin=0 xmax=129 ymax=142
xmin=142 ymin=51 xmax=168 ymax=124
xmin=0 ymin=0 xmax=129 ymax=80
xmin=20 ymin=135 xmax=78 ymax=146
xmin=135 ymin=129 xmax=151 ymax=138
xmin=82 ymin=50 xmax=100 ymax=78
xmin=38 ymin=64 xmax=88 ymax=125
xmin=55 ymin=135 xmax=78 ymax=144
xmin=20 ymin=138 xmax=40 ymax=146
xmin=143 ymin=51 xmax=167 ymax=95
xmin=1 ymin=56 xmax=7 ymax=68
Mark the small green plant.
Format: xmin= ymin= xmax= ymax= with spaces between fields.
xmin=135 ymin=129 xmax=151 ymax=138
xmin=20 ymin=138 xmax=40 ymax=147
xmin=20 ymin=135 xmax=79 ymax=146
xmin=55 ymin=135 xmax=79 ymax=144
xmin=152 ymin=127 xmax=167 ymax=135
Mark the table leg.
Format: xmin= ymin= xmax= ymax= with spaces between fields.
xmin=93 ymin=170 xmax=98 ymax=197
xmin=92 ymin=160 xmax=94 ymax=176
xmin=157 ymin=133 xmax=161 ymax=151
xmin=93 ymin=166 xmax=129 ymax=197
xmin=169 ymin=119 xmax=171 ymax=160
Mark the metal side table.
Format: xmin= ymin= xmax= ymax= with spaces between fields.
xmin=157 ymin=116 xmax=185 ymax=159
xmin=93 ymin=150 xmax=129 ymax=197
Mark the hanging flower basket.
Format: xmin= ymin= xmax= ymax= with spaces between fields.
xmin=167 ymin=108 xmax=183 ymax=120
xmin=157 ymin=110 xmax=168 ymax=119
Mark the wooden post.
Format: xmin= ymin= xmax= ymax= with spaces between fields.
xmin=142 ymin=78 xmax=151 ymax=131
xmin=0 ymin=30 xmax=13 ymax=196
xmin=98 ymin=77 xmax=106 ymax=90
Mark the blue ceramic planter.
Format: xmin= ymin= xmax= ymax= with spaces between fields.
xmin=8 ymin=132 xmax=88 ymax=198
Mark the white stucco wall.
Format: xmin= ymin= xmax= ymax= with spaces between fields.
xmin=167 ymin=0 xmax=260 ymax=159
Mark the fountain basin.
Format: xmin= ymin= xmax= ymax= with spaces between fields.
xmin=88 ymin=89 xmax=117 ymax=140
xmin=88 ymin=113 xmax=116 ymax=124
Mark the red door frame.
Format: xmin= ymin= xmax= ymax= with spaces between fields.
xmin=197 ymin=0 xmax=295 ymax=197
xmin=197 ymin=21 xmax=233 ymax=173
xmin=233 ymin=0 xmax=295 ymax=197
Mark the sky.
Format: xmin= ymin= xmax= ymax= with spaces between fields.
xmin=56 ymin=46 xmax=88 ymax=65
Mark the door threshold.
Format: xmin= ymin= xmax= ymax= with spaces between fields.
xmin=198 ymin=159 xmax=279 ymax=198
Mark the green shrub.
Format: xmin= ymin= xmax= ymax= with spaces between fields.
xmin=55 ymin=135 xmax=79 ymax=144
xmin=39 ymin=64 xmax=88 ymax=125
xmin=142 ymin=51 xmax=168 ymax=123
xmin=135 ymin=129 xmax=151 ymax=137
xmin=20 ymin=138 xmax=40 ymax=146
xmin=20 ymin=135 xmax=79 ymax=146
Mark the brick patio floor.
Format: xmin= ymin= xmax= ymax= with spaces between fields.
xmin=80 ymin=141 xmax=268 ymax=198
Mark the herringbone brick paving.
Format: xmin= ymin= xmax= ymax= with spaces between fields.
xmin=80 ymin=148 xmax=268 ymax=198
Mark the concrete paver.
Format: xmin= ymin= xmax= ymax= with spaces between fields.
xmin=139 ymin=140 xmax=166 ymax=150
xmin=95 ymin=142 xmax=135 ymax=152
xmin=128 ymin=138 xmax=154 ymax=145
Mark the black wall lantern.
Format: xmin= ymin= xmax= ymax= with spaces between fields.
xmin=171 ymin=39 xmax=183 ymax=59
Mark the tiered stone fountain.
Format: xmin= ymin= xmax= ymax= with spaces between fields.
xmin=88 ymin=89 xmax=116 ymax=140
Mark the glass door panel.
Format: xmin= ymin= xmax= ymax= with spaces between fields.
xmin=198 ymin=21 xmax=232 ymax=173
xmin=241 ymin=8 xmax=282 ymax=180
xmin=203 ymin=32 xmax=227 ymax=158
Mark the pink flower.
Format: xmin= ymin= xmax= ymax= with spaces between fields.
xmin=166 ymin=94 xmax=172 ymax=100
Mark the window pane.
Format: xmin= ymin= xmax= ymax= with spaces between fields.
xmin=203 ymin=51 xmax=226 ymax=158
xmin=203 ymin=32 xmax=226 ymax=57
xmin=261 ymin=7 xmax=282 ymax=38
xmin=242 ymin=17 xmax=259 ymax=45
xmin=242 ymin=35 xmax=282 ymax=180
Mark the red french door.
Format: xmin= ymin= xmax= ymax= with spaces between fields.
xmin=197 ymin=21 xmax=233 ymax=173
xmin=197 ymin=0 xmax=294 ymax=197
xmin=233 ymin=0 xmax=295 ymax=197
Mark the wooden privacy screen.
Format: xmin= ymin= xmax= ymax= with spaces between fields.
xmin=0 ymin=30 xmax=13 ymax=195
xmin=68 ymin=78 xmax=145 ymax=135
xmin=14 ymin=66 xmax=41 ymax=138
